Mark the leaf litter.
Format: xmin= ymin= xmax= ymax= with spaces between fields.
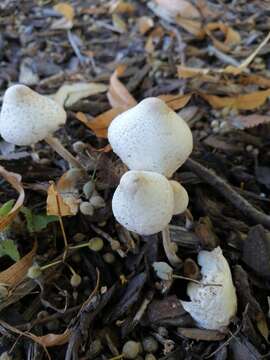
xmin=0 ymin=0 xmax=270 ymax=359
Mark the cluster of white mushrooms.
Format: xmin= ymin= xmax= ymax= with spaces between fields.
xmin=0 ymin=86 xmax=237 ymax=331
xmin=108 ymin=97 xmax=193 ymax=236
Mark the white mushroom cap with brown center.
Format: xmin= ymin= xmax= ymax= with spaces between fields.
xmin=181 ymin=247 xmax=237 ymax=330
xmin=169 ymin=180 xmax=189 ymax=215
xmin=0 ymin=84 xmax=66 ymax=146
xmin=108 ymin=97 xmax=193 ymax=177
xmin=112 ymin=170 xmax=174 ymax=235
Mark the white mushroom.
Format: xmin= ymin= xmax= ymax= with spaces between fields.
xmin=169 ymin=180 xmax=189 ymax=215
xmin=108 ymin=97 xmax=193 ymax=177
xmin=0 ymin=84 xmax=82 ymax=169
xmin=181 ymin=247 xmax=237 ymax=330
xmin=112 ymin=170 xmax=174 ymax=235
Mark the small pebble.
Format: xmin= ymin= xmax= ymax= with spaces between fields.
xmin=143 ymin=337 xmax=159 ymax=353
xmin=212 ymin=127 xmax=219 ymax=134
xmin=210 ymin=120 xmax=219 ymax=128
xmin=89 ymin=339 xmax=102 ymax=357
xmin=103 ymin=252 xmax=116 ymax=264
xmin=158 ymin=326 xmax=168 ymax=337
xmin=252 ymin=148 xmax=259 ymax=156
xmin=80 ymin=201 xmax=94 ymax=216
xmin=90 ymin=195 xmax=106 ymax=209
xmin=123 ymin=341 xmax=141 ymax=359
xmin=88 ymin=237 xmax=104 ymax=252
xmin=72 ymin=141 xmax=86 ymax=153
xmin=83 ymin=181 xmax=95 ymax=199
xmin=145 ymin=355 xmax=157 ymax=360
xmin=246 ymin=145 xmax=253 ymax=152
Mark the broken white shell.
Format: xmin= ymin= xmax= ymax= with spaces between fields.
xmin=112 ymin=170 xmax=174 ymax=235
xmin=0 ymin=84 xmax=66 ymax=146
xmin=108 ymin=97 xmax=193 ymax=177
xmin=181 ymin=247 xmax=237 ymax=330
xmin=169 ymin=180 xmax=189 ymax=215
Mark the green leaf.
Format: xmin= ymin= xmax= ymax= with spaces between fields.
xmin=21 ymin=207 xmax=57 ymax=233
xmin=0 ymin=200 xmax=15 ymax=217
xmin=0 ymin=239 xmax=20 ymax=261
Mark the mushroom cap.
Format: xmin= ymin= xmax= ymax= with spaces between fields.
xmin=0 ymin=84 xmax=66 ymax=145
xmin=181 ymin=247 xmax=237 ymax=330
xmin=108 ymin=97 xmax=193 ymax=177
xmin=169 ymin=180 xmax=189 ymax=215
xmin=112 ymin=170 xmax=174 ymax=235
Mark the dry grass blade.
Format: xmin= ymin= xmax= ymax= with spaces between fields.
xmin=0 ymin=242 xmax=37 ymax=287
xmin=0 ymin=166 xmax=25 ymax=231
xmin=30 ymin=329 xmax=71 ymax=347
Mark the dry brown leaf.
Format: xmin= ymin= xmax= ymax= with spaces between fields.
xmin=52 ymin=3 xmax=74 ymax=29
xmin=54 ymin=3 xmax=74 ymax=22
xmin=107 ymin=65 xmax=137 ymax=108
xmin=256 ymin=314 xmax=269 ymax=342
xmin=138 ymin=16 xmax=154 ymax=34
xmin=159 ymin=93 xmax=192 ymax=110
xmin=239 ymin=74 xmax=270 ymax=88
xmin=46 ymin=169 xmax=83 ymax=217
xmin=229 ymin=114 xmax=270 ymax=129
xmin=177 ymin=65 xmax=219 ymax=82
xmin=0 ymin=166 xmax=25 ymax=231
xmin=205 ymin=22 xmax=241 ymax=53
xmin=0 ymin=243 xmax=37 ymax=287
xmin=155 ymin=0 xmax=200 ymax=19
xmin=109 ymin=0 xmax=136 ymax=14
xmin=76 ymin=108 xmax=124 ymax=138
xmin=176 ymin=16 xmax=204 ymax=38
xmin=200 ymin=88 xmax=270 ymax=110
xmin=30 ymin=329 xmax=71 ymax=347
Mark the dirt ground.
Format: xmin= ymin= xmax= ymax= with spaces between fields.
xmin=0 ymin=0 xmax=270 ymax=359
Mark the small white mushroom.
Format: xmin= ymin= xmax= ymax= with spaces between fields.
xmin=0 ymin=84 xmax=82 ymax=169
xmin=112 ymin=170 xmax=174 ymax=235
xmin=169 ymin=180 xmax=189 ymax=215
xmin=181 ymin=247 xmax=237 ymax=330
xmin=108 ymin=97 xmax=193 ymax=177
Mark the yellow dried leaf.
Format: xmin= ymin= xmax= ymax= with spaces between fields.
xmin=200 ymin=88 xmax=270 ymax=110
xmin=138 ymin=16 xmax=154 ymax=34
xmin=76 ymin=108 xmax=124 ymax=138
xmin=54 ymin=3 xmax=74 ymax=22
xmin=110 ymin=0 xmax=136 ymax=14
xmin=205 ymin=22 xmax=241 ymax=52
xmin=176 ymin=16 xmax=204 ymax=38
xmin=155 ymin=0 xmax=200 ymax=19
xmin=107 ymin=65 xmax=137 ymax=109
xmin=159 ymin=93 xmax=192 ymax=110
xmin=0 ymin=243 xmax=37 ymax=287
xmin=0 ymin=166 xmax=25 ymax=231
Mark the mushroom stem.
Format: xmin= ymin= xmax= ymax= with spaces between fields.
xmin=44 ymin=134 xmax=85 ymax=170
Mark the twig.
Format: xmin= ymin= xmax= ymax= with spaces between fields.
xmin=162 ymin=226 xmax=182 ymax=267
xmin=67 ymin=30 xmax=85 ymax=66
xmin=185 ymin=158 xmax=270 ymax=229
xmin=172 ymin=274 xmax=222 ymax=287
xmin=207 ymin=45 xmax=240 ymax=67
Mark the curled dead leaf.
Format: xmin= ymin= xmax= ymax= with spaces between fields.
xmin=0 ymin=166 xmax=25 ymax=231
xmin=76 ymin=108 xmax=124 ymax=138
xmin=47 ymin=169 xmax=85 ymax=216
xmin=200 ymin=88 xmax=270 ymax=110
xmin=159 ymin=93 xmax=192 ymax=110
xmin=205 ymin=22 xmax=241 ymax=53
xmin=30 ymin=329 xmax=70 ymax=347
xmin=107 ymin=65 xmax=137 ymax=108
xmin=0 ymin=242 xmax=37 ymax=287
